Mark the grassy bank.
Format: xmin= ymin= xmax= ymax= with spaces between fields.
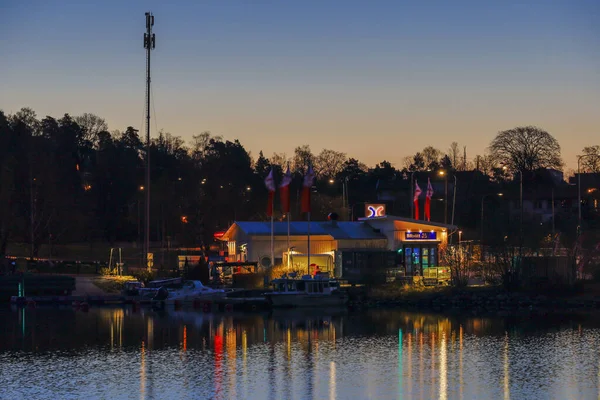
xmin=91 ymin=276 xmax=136 ymax=294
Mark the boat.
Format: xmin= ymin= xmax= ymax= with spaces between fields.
xmin=122 ymin=277 xmax=185 ymax=300
xmin=265 ymin=273 xmax=348 ymax=308
xmin=153 ymin=280 xmax=226 ymax=305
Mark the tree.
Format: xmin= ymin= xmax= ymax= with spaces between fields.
xmin=254 ymin=151 xmax=271 ymax=177
xmin=292 ymin=145 xmax=314 ymax=174
xmin=409 ymin=152 xmax=425 ymax=172
xmin=190 ymin=131 xmax=222 ymax=165
xmin=337 ymin=158 xmax=367 ymax=180
xmin=11 ymin=107 xmax=41 ymax=136
xmin=74 ymin=113 xmax=108 ymax=147
xmin=474 ymin=153 xmax=497 ymax=176
xmin=448 ymin=142 xmax=460 ymax=169
xmin=489 ymin=126 xmax=563 ymax=173
xmin=421 ymin=146 xmax=442 ymax=171
xmin=579 ymin=146 xmax=600 ymax=173
xmin=440 ymin=154 xmax=453 ymax=170
xmin=314 ymin=149 xmax=347 ymax=179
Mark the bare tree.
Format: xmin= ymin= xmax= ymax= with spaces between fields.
xmin=474 ymin=152 xmax=497 ymax=176
xmin=489 ymin=126 xmax=563 ymax=172
xmin=449 ymin=142 xmax=460 ymax=169
xmin=401 ymin=156 xmax=413 ymax=171
xmin=74 ymin=113 xmax=108 ymax=146
xmin=292 ymin=145 xmax=314 ymax=174
xmin=579 ymin=146 xmax=600 ymax=173
xmin=270 ymin=152 xmax=290 ymax=170
xmin=421 ymin=146 xmax=442 ymax=170
xmin=439 ymin=243 xmax=472 ymax=287
xmin=190 ymin=131 xmax=222 ymax=163
xmin=314 ymin=149 xmax=347 ymax=178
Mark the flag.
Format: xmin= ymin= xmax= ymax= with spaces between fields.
xmin=265 ymin=168 xmax=276 ymax=217
xmin=425 ymin=178 xmax=434 ymax=221
xmin=279 ymin=164 xmax=292 ymax=213
xmin=414 ymin=180 xmax=422 ymax=220
xmin=301 ymin=165 xmax=315 ymax=213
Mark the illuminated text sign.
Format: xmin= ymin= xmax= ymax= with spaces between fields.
xmin=405 ymin=231 xmax=437 ymax=240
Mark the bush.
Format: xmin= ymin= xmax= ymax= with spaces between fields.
xmin=132 ymin=270 xmax=156 ymax=285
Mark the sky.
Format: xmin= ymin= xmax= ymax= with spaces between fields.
xmin=1 ymin=0 xmax=599 ymax=171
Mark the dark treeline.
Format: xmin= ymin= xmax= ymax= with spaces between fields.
xmin=1 ymin=108 xmax=599 ymax=259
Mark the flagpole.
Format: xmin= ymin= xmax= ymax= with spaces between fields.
xmin=307 ymin=211 xmax=311 ymax=276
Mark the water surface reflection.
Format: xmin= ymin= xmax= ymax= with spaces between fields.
xmin=1 ymin=307 xmax=600 ymax=399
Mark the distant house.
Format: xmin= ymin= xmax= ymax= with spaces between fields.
xmin=505 ymin=169 xmax=600 ymax=222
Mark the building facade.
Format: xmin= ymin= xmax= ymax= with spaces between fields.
xmin=219 ymin=211 xmax=456 ymax=280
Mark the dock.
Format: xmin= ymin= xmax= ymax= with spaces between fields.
xmin=10 ymin=293 xmax=271 ymax=312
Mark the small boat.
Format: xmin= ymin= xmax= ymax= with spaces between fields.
xmin=265 ymin=273 xmax=348 ymax=308
xmin=152 ymin=280 xmax=226 ymax=306
xmin=122 ymin=277 xmax=184 ymax=298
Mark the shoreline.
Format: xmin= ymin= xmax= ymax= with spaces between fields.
xmin=356 ymin=287 xmax=600 ymax=316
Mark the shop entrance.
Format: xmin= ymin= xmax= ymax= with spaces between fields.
xmin=403 ymin=244 xmax=439 ymax=276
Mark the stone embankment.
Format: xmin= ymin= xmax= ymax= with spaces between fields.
xmin=352 ymin=291 xmax=600 ymax=315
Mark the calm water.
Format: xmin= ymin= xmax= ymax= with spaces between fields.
xmin=1 ymin=306 xmax=600 ymax=400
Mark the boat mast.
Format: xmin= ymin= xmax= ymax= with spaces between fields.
xmin=143 ymin=12 xmax=155 ymax=271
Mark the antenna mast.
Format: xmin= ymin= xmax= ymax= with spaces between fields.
xmin=143 ymin=12 xmax=155 ymax=271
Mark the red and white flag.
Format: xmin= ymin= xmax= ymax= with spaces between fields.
xmin=301 ymin=165 xmax=315 ymax=213
xmin=279 ymin=164 xmax=292 ymax=214
xmin=265 ymin=168 xmax=276 ymax=217
xmin=425 ymin=178 xmax=434 ymax=221
xmin=414 ymin=180 xmax=422 ymax=220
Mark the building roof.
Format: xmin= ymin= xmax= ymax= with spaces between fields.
xmin=222 ymin=221 xmax=387 ymax=241
xmin=359 ymin=215 xmax=458 ymax=231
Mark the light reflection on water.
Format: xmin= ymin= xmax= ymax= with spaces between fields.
xmin=1 ymin=307 xmax=600 ymax=399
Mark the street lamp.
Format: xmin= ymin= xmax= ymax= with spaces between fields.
xmin=438 ymin=170 xmax=458 ymax=226
xmin=502 ymin=166 xmax=523 ymax=249
xmin=438 ymin=170 xmax=448 ymax=224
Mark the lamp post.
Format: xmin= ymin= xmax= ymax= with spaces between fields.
xmin=451 ymin=175 xmax=457 ymax=226
xmin=439 ymin=170 xmax=448 ymax=224
xmin=330 ymin=177 xmax=350 ymax=219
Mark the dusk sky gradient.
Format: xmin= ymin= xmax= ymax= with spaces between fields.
xmin=1 ymin=0 xmax=599 ymax=171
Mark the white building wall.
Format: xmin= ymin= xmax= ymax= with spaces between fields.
xmin=246 ymin=236 xmax=336 ymax=264
xmin=337 ymin=239 xmax=388 ymax=250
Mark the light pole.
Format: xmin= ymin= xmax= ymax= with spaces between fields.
xmin=330 ymin=177 xmax=351 ymax=219
xmin=577 ymin=154 xmax=595 ymax=230
xmin=451 ymin=175 xmax=457 ymax=226
xmin=143 ymin=12 xmax=156 ymax=272
xmin=439 ymin=170 xmax=448 ymax=224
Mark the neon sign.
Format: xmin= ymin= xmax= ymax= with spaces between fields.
xmin=365 ymin=203 xmax=386 ymax=218
xmin=405 ymin=232 xmax=437 ymax=240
